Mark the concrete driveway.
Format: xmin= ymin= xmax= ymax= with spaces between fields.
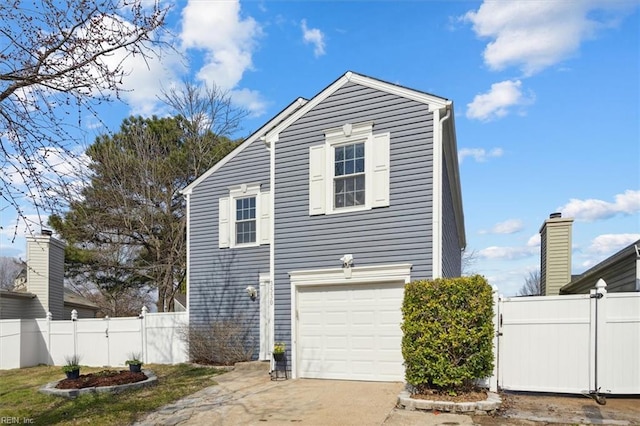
xmin=135 ymin=362 xmax=473 ymax=426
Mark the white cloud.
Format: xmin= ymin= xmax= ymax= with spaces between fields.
xmin=117 ymin=49 xmax=184 ymax=116
xmin=181 ymin=0 xmax=261 ymax=92
xmin=479 ymin=218 xmax=524 ymax=235
xmin=301 ymin=19 xmax=326 ymax=57
xmin=493 ymin=219 xmax=524 ymax=234
xmin=0 ymin=213 xmax=50 ymax=242
xmin=88 ymin=1 xmax=266 ymax=117
xmin=463 ymin=1 xmax=637 ymax=76
xmin=573 ymin=232 xmax=640 ymax=271
xmin=587 ymin=233 xmax=640 ymax=256
xmin=478 ymin=245 xmax=537 ymax=260
xmin=230 ymin=88 xmax=267 ymax=117
xmin=458 ymin=147 xmax=503 ymax=163
xmin=527 ymin=233 xmax=541 ymax=247
xmin=559 ymin=190 xmax=640 ymax=222
xmin=466 ymin=80 xmax=534 ymax=121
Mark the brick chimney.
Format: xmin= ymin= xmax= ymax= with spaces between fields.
xmin=539 ymin=213 xmax=573 ymax=296
xmin=25 ymin=231 xmax=66 ymax=319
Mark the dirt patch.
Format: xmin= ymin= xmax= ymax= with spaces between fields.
xmin=56 ymin=370 xmax=147 ymax=390
xmin=412 ymin=389 xmax=488 ymax=403
xmin=473 ymin=392 xmax=640 ymax=425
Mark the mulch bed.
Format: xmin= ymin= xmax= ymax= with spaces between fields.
xmin=56 ymin=370 xmax=147 ymax=389
xmin=412 ymin=387 xmax=488 ymax=403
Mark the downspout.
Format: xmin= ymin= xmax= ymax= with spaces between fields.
xmin=432 ymin=103 xmax=451 ymax=279
xmin=262 ymin=134 xmax=277 ymax=366
xmin=185 ymin=193 xmax=190 ymax=313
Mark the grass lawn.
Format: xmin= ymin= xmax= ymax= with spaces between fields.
xmin=0 ymin=363 xmax=224 ymax=425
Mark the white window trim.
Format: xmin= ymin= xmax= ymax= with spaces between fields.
xmin=309 ymin=121 xmax=389 ymax=216
xmin=288 ymin=262 xmax=412 ymax=379
xmin=229 ymin=183 xmax=261 ymax=248
xmin=325 ymin=122 xmax=373 ymax=215
xmin=219 ymin=183 xmax=271 ymax=248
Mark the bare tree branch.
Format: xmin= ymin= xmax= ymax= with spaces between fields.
xmin=518 ymin=269 xmax=541 ymax=296
xmin=461 ymin=248 xmax=478 ymax=276
xmin=0 ymin=0 xmax=168 ymax=239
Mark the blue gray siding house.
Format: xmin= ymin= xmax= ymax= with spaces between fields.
xmin=182 ymin=72 xmax=465 ymax=380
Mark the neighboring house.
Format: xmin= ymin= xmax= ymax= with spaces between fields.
xmin=539 ymin=213 xmax=639 ymax=295
xmin=0 ymin=232 xmax=98 ymax=320
xmin=182 ymin=71 xmax=466 ymax=382
xmin=560 ymin=239 xmax=640 ymax=294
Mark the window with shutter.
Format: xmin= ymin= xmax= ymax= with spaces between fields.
xmin=219 ymin=183 xmax=270 ymax=248
xmin=308 ymin=122 xmax=390 ymax=216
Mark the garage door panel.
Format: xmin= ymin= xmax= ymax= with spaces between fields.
xmin=327 ymin=312 xmax=347 ymax=324
xmin=297 ymin=282 xmax=404 ymax=382
xmin=326 ymin=336 xmax=348 ymax=348
xmin=351 ymin=336 xmax=375 ymax=349
xmin=352 ymin=311 xmax=375 ymax=324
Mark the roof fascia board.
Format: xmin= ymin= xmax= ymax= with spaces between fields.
xmin=442 ymin=107 xmax=466 ymax=248
xmin=0 ymin=290 xmax=36 ymax=299
xmin=265 ymin=73 xmax=352 ymax=141
xmin=266 ymin=72 xmax=451 ymax=142
xmin=181 ymin=97 xmax=307 ymax=195
xmin=348 ymin=73 xmax=449 ymax=112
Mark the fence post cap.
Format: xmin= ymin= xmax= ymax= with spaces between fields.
xmin=595 ymin=278 xmax=607 ymax=291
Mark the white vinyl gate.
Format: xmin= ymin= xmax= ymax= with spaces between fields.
xmin=496 ymin=279 xmax=640 ymax=394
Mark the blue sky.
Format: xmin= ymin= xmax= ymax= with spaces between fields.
xmin=1 ymin=0 xmax=639 ymax=296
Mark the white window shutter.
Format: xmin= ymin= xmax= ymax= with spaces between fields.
xmin=309 ymin=145 xmax=326 ymax=215
xmin=219 ymin=197 xmax=230 ymax=248
xmin=259 ymin=191 xmax=270 ymax=245
xmin=371 ymin=132 xmax=390 ymax=208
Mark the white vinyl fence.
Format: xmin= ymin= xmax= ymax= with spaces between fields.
xmin=0 ymin=309 xmax=188 ymax=370
xmin=496 ymin=279 xmax=640 ymax=394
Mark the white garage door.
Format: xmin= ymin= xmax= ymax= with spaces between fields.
xmin=296 ymin=282 xmax=404 ymax=381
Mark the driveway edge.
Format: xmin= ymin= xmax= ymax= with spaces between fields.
xmin=397 ymin=390 xmax=501 ymax=414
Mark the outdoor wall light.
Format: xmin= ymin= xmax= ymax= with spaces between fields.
xmin=246 ymin=286 xmax=258 ymax=301
xmin=340 ymin=254 xmax=354 ymax=278
xmin=340 ymin=254 xmax=353 ymax=268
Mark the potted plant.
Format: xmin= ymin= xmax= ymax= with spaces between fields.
xmin=273 ymin=342 xmax=286 ymax=362
xmin=125 ymin=352 xmax=143 ymax=373
xmin=62 ymin=354 xmax=81 ymax=379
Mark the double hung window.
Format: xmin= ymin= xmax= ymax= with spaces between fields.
xmin=309 ymin=121 xmax=390 ymax=216
xmin=218 ymin=183 xmax=270 ymax=248
xmin=334 ymin=143 xmax=365 ymax=208
xmin=235 ymin=197 xmax=256 ymax=244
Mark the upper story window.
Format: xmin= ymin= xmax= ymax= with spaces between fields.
xmin=219 ymin=183 xmax=270 ymax=248
xmin=235 ymin=197 xmax=256 ymax=244
xmin=334 ymin=142 xmax=365 ymax=208
xmin=309 ymin=121 xmax=390 ymax=216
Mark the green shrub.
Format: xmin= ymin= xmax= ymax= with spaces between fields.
xmin=401 ymin=275 xmax=494 ymax=393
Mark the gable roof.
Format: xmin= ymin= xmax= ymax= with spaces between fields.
xmin=63 ymin=289 xmax=99 ymax=310
xmin=181 ymin=97 xmax=307 ymax=195
xmin=264 ymin=71 xmax=450 ymax=143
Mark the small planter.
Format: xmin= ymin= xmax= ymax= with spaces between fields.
xmin=62 ymin=354 xmax=81 ymax=380
xmin=65 ymin=369 xmax=80 ymax=380
xmin=125 ymin=352 xmax=143 ymax=373
xmin=273 ymin=352 xmax=285 ymax=362
xmin=128 ymin=364 xmax=142 ymax=373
